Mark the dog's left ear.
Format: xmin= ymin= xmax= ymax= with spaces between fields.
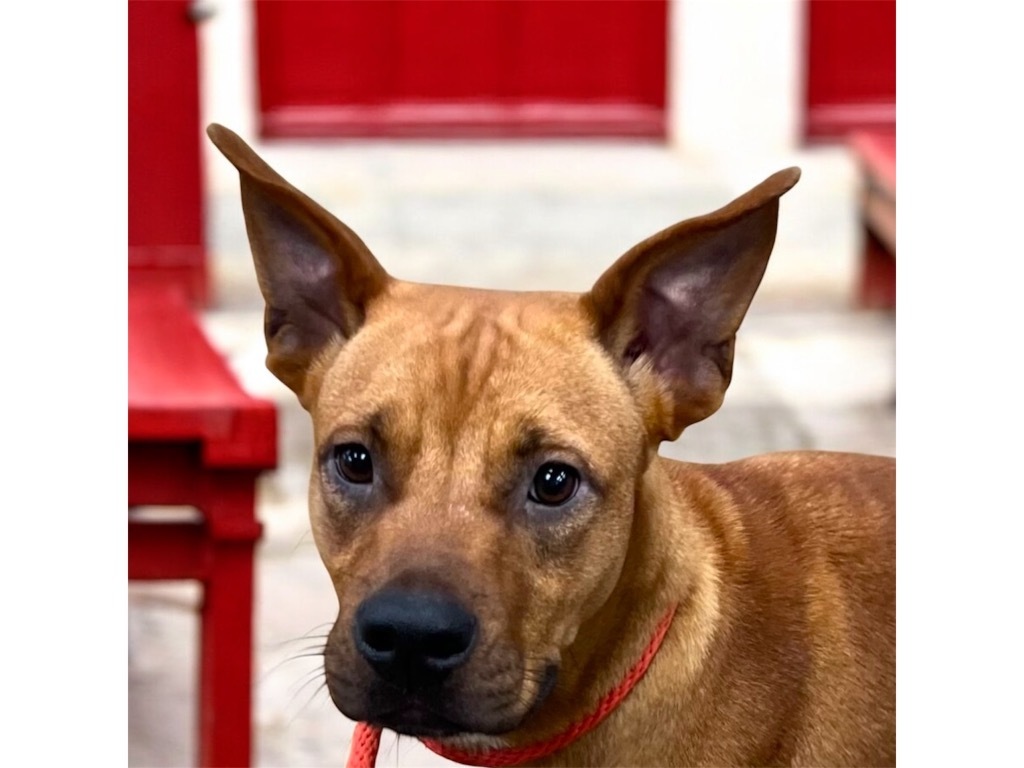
xmin=583 ymin=168 xmax=800 ymax=443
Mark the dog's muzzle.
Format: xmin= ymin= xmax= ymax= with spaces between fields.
xmin=327 ymin=581 xmax=542 ymax=738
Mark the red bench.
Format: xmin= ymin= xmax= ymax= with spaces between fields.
xmin=129 ymin=283 xmax=277 ymax=766
xmin=850 ymin=130 xmax=896 ymax=309
xmin=130 ymin=3 xmax=278 ymax=763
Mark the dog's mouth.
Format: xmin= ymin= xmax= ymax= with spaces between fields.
xmin=522 ymin=662 xmax=559 ymax=719
xmin=367 ymin=702 xmax=467 ymax=738
xmin=351 ymin=662 xmax=560 ymax=739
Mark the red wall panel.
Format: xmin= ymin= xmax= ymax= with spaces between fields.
xmin=805 ymin=0 xmax=896 ymax=139
xmin=255 ymin=0 xmax=667 ymax=138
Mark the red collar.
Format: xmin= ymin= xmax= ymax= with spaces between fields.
xmin=347 ymin=604 xmax=677 ymax=768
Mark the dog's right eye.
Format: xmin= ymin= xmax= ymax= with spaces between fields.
xmin=334 ymin=443 xmax=374 ymax=484
xmin=529 ymin=462 xmax=580 ymax=507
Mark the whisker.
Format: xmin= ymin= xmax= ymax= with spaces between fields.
xmin=286 ymin=679 xmax=330 ymax=727
xmin=258 ymin=650 xmax=324 ymax=685
xmin=295 ymin=621 xmax=335 ymax=638
xmin=376 ymin=729 xmax=403 ymax=767
xmin=285 ymin=666 xmax=329 ymax=710
xmin=264 ymin=625 xmax=331 ymax=652
xmin=289 ymin=530 xmax=315 ymax=554
xmin=287 ymin=648 xmax=328 ymax=660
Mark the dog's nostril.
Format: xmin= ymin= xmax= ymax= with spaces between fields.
xmin=362 ymin=625 xmax=397 ymax=655
xmin=427 ymin=632 xmax=464 ymax=658
xmin=422 ymin=624 xmax=474 ymax=665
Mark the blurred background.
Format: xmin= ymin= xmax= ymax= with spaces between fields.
xmin=128 ymin=1 xmax=895 ymax=765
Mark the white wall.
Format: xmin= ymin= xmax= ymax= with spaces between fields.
xmin=669 ymin=0 xmax=804 ymax=160
xmin=199 ymin=0 xmax=257 ymax=193
xmin=197 ymin=0 xmax=857 ymax=319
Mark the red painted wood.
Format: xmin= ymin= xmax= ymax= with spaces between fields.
xmin=260 ymin=103 xmax=666 ymax=139
xmin=128 ymin=284 xmax=277 ymax=468
xmin=129 ymin=282 xmax=275 ymax=767
xmin=850 ymin=130 xmax=896 ymax=197
xmin=255 ymin=0 xmax=667 ymax=138
xmin=128 ymin=0 xmax=207 ymax=303
xmin=394 ymin=1 xmax=506 ymax=101
xmin=127 ymin=458 xmax=264 ymax=768
xmin=858 ymin=230 xmax=897 ymax=309
xmin=128 ymin=443 xmax=204 ymax=506
xmin=849 ymin=131 xmax=896 ymax=309
xmin=128 ymin=460 xmax=265 ymax=768
xmin=129 ymin=3 xmax=275 ymax=742
xmin=805 ymin=0 xmax=896 ymax=140
xmin=200 ymin=540 xmax=258 ymax=765
xmin=128 ymin=521 xmax=210 ymax=580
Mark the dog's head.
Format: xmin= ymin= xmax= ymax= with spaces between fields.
xmin=209 ymin=125 xmax=798 ymax=739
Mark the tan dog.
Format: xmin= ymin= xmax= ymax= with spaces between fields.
xmin=209 ymin=124 xmax=895 ymax=767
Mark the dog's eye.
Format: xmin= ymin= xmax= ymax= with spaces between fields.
xmin=529 ymin=463 xmax=580 ymax=506
xmin=334 ymin=443 xmax=373 ymax=484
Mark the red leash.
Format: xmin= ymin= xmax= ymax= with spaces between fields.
xmin=346 ymin=604 xmax=677 ymax=768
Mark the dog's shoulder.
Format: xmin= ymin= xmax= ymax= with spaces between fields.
xmin=663 ymin=450 xmax=895 ymax=582
xmin=653 ymin=452 xmax=894 ymax=765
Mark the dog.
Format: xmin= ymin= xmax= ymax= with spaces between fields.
xmin=208 ymin=124 xmax=895 ymax=767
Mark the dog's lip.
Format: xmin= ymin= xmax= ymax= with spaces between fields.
xmin=524 ymin=662 xmax=559 ymax=718
xmin=367 ymin=703 xmax=467 ymax=738
xmin=353 ymin=664 xmax=560 ymax=738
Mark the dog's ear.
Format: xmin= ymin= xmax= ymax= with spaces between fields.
xmin=583 ymin=168 xmax=800 ymax=443
xmin=206 ymin=124 xmax=390 ymax=407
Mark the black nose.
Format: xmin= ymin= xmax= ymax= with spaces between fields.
xmin=354 ymin=589 xmax=478 ymax=689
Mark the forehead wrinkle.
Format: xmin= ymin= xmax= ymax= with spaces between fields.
xmin=416 ymin=303 xmax=520 ymax=437
xmin=426 ymin=309 xmax=528 ymax=503
xmin=351 ymin=310 xmax=514 ymax=494
xmin=457 ymin=316 xmax=508 ymax=415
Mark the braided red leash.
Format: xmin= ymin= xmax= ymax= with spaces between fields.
xmin=346 ymin=721 xmax=382 ymax=768
xmin=347 ymin=604 xmax=677 ymax=768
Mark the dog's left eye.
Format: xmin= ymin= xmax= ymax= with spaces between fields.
xmin=334 ymin=443 xmax=374 ymax=484
xmin=529 ymin=463 xmax=580 ymax=506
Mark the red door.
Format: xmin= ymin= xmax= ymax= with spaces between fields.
xmin=804 ymin=0 xmax=896 ymax=140
xmin=255 ymin=0 xmax=667 ymax=138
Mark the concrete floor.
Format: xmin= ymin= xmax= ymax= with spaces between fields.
xmin=128 ymin=138 xmax=895 ymax=768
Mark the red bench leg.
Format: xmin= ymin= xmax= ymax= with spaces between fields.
xmin=197 ymin=474 xmax=263 ymax=767
xmin=199 ymin=538 xmax=257 ymax=767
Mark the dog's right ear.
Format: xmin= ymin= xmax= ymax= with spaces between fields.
xmin=206 ymin=124 xmax=390 ymax=408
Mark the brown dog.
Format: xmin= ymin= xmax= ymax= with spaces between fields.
xmin=208 ymin=124 xmax=895 ymax=767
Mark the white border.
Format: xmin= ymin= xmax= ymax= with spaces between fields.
xmin=4 ymin=0 xmax=124 ymax=763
